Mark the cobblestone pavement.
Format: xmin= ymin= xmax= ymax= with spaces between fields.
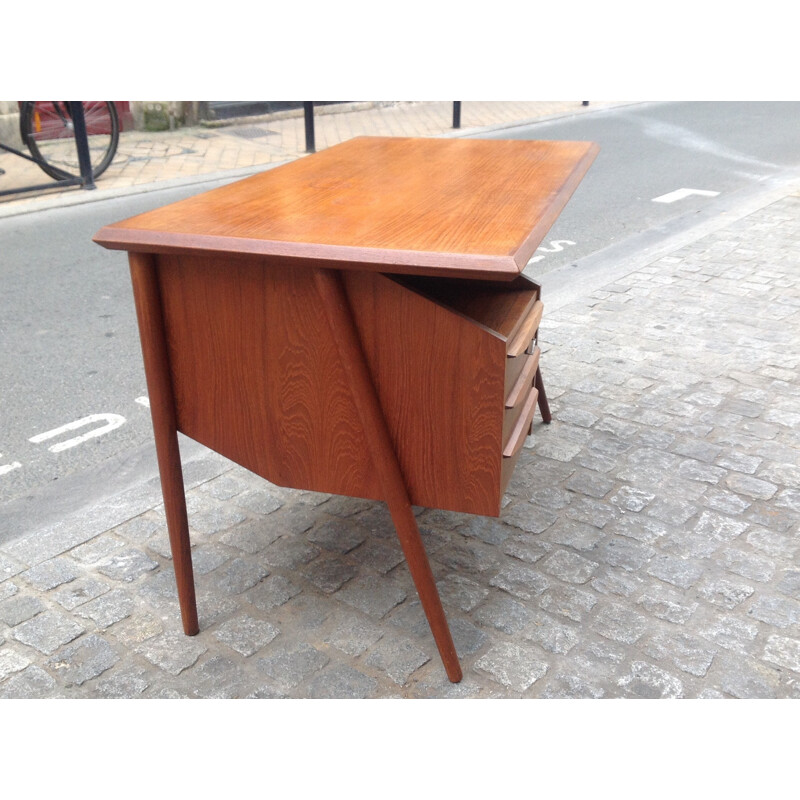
xmin=0 ymin=100 xmax=631 ymax=217
xmin=1 ymin=184 xmax=798 ymax=698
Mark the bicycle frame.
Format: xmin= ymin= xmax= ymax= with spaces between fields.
xmin=0 ymin=102 xmax=95 ymax=197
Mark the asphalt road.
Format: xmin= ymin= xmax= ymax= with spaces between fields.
xmin=2 ymin=101 xmax=799 ymax=511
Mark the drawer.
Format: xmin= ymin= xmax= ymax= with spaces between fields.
xmin=506 ymin=300 xmax=543 ymax=357
xmin=503 ymin=386 xmax=539 ymax=458
xmin=505 ymin=346 xmax=540 ymax=408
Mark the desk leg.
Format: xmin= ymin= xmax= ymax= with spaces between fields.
xmin=129 ymin=252 xmax=199 ymax=636
xmin=534 ymin=366 xmax=552 ymax=423
xmin=313 ymin=268 xmax=462 ymax=683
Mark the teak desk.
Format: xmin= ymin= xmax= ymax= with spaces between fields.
xmin=94 ymin=136 xmax=598 ymax=683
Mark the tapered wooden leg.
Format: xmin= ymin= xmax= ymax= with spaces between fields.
xmin=534 ymin=366 xmax=552 ymax=423
xmin=314 ymin=267 xmax=462 ymax=682
xmin=129 ymin=252 xmax=199 ymax=636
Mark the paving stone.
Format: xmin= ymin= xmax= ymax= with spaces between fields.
xmin=263 ymin=537 xmax=321 ymax=569
xmin=112 ymin=516 xmax=162 ymax=545
xmin=52 ymin=576 xmax=111 ymax=611
xmin=534 ymin=439 xmax=582 ymax=463
xmin=539 ymin=550 xmax=598 ymax=584
xmin=528 ymin=486 xmax=572 ymax=510
xmin=109 ymin=612 xmax=163 ymax=646
xmin=746 ymin=595 xmax=800 ymax=628
xmin=608 ymin=514 xmax=669 ymax=544
xmin=712 ymin=652 xmax=781 ymax=698
xmin=336 ymin=575 xmax=406 ymax=619
xmin=696 ymin=577 xmax=755 ymax=610
xmin=306 ymin=664 xmax=378 ymax=699
xmin=671 ymin=438 xmax=723 ymax=463
xmin=190 ymin=654 xmax=250 ymax=699
xmin=716 ymin=548 xmax=775 ymax=583
xmin=0 ymin=554 xmax=25 ymax=582
xmin=523 ymin=611 xmax=580 ymax=654
xmin=323 ymin=610 xmax=384 ymax=656
xmin=450 ymin=616 xmax=489 ymax=657
xmin=594 ymin=538 xmax=655 ymax=571
xmin=219 ymin=518 xmax=283 ymax=554
xmin=724 ymin=473 xmax=778 ymax=500
xmin=641 ymin=631 xmax=716 ymax=677
xmin=74 ymin=588 xmax=134 ymax=629
xmin=544 ymin=518 xmax=603 ymax=551
xmin=256 ymin=643 xmax=330 ymax=690
xmin=436 ymin=574 xmax=488 ymax=612
xmin=715 ymin=451 xmax=761 ymax=474
xmin=609 ymin=486 xmax=655 ymax=512
xmin=592 ymin=602 xmax=648 ymax=645
xmin=0 ymin=665 xmax=56 ymax=698
xmin=645 ymin=497 xmax=699 ymax=525
xmin=94 ymin=666 xmax=149 ymax=697
xmin=502 ymin=502 xmax=558 ymax=534
xmin=136 ymin=631 xmax=207 ymax=675
xmin=247 ymin=574 xmax=302 ymax=611
xmin=11 ymin=611 xmax=85 ymax=655
xmin=300 ymin=554 xmax=357 ymax=593
xmin=763 ymin=635 xmax=800 ymax=674
xmin=188 ymin=504 xmax=247 ymax=535
xmin=699 ymin=615 xmax=760 ymax=655
xmin=433 ymin=536 xmax=499 ymax=576
xmin=565 ymin=496 xmax=618 ymax=529
xmin=539 ymin=585 xmax=597 ymax=622
xmin=20 ymin=558 xmax=79 ymax=591
xmin=502 ymin=535 xmax=551 ymax=564
xmin=349 ymin=538 xmax=405 ymax=574
xmin=189 ymin=546 xmax=230 ymax=576
xmin=637 ymin=588 xmax=698 ymax=624
xmin=307 ymin=518 xmax=368 ymax=554
xmin=746 ymin=526 xmax=798 ymax=559
xmin=539 ymin=673 xmax=605 ymax=699
xmin=97 ymin=549 xmax=159 ymax=582
xmin=0 ymin=581 xmax=18 ymax=601
xmin=474 ymin=642 xmax=548 ymax=693
xmin=489 ymin=564 xmax=549 ymax=600
xmin=473 ymin=593 xmax=535 ymax=634
xmin=46 ymin=633 xmax=119 ymax=686
xmin=646 ymin=554 xmax=704 ymax=589
xmin=214 ymin=614 xmax=280 ymax=656
xmin=70 ymin=535 xmax=129 ymax=569
xmin=702 ymin=489 xmax=751 ymax=515
xmin=758 ymin=461 xmax=800 ymax=488
xmin=231 ymin=488 xmax=284 ymax=516
xmin=777 ymin=571 xmax=800 ymax=598
xmin=207 ymin=557 xmax=269 ymax=595
xmin=0 ymin=647 xmax=30 ymax=681
xmin=565 ymin=470 xmax=614 ymax=499
xmin=0 ymin=594 xmax=45 ymax=626
xmin=617 ymin=661 xmax=684 ymax=698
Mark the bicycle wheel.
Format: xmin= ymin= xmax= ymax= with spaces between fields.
xmin=20 ymin=101 xmax=119 ymax=180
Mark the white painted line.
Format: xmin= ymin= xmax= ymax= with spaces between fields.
xmin=135 ymin=396 xmax=150 ymax=408
xmin=29 ymin=413 xmax=126 ymax=453
xmin=653 ymin=188 xmax=721 ymax=204
xmin=0 ymin=458 xmax=22 ymax=476
xmin=528 ymin=239 xmax=576 ymax=264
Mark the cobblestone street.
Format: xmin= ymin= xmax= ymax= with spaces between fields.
xmin=2 ymin=188 xmax=798 ymax=698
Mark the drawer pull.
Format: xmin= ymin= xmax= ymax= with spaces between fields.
xmin=507 ymin=300 xmax=543 ymax=357
xmin=503 ymin=388 xmax=538 ymax=458
xmin=505 ymin=347 xmax=540 ymax=408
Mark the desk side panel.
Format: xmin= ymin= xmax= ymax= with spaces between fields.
xmin=154 ymin=253 xmax=382 ymax=500
xmin=344 ymin=272 xmax=507 ymax=516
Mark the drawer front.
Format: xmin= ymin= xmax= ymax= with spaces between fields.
xmin=506 ymin=299 xmax=543 ymax=357
xmin=503 ymin=387 xmax=539 ymax=458
xmin=505 ymin=346 xmax=540 ymax=409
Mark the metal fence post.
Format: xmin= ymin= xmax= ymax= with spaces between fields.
xmin=304 ymin=102 xmax=316 ymax=153
xmin=69 ymin=101 xmax=95 ymax=190
xmin=453 ymin=101 xmax=461 ymax=129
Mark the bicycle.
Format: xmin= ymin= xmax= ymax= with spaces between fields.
xmin=0 ymin=101 xmax=119 ymax=183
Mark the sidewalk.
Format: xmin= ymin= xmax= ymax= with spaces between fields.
xmin=1 ymin=101 xmax=799 ymax=699
xmin=0 ymin=100 xmax=630 ymax=217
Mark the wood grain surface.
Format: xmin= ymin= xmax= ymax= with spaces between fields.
xmin=94 ymin=137 xmax=599 ymax=280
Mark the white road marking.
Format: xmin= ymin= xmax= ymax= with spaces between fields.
xmin=528 ymin=239 xmax=576 ymax=264
xmin=28 ymin=413 xmax=126 ymax=453
xmin=135 ymin=396 xmax=150 ymax=408
xmin=0 ymin=457 xmax=22 ymax=476
xmin=653 ymin=188 xmax=721 ymax=203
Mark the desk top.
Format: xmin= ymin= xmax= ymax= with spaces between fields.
xmin=94 ymin=136 xmax=598 ymax=280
